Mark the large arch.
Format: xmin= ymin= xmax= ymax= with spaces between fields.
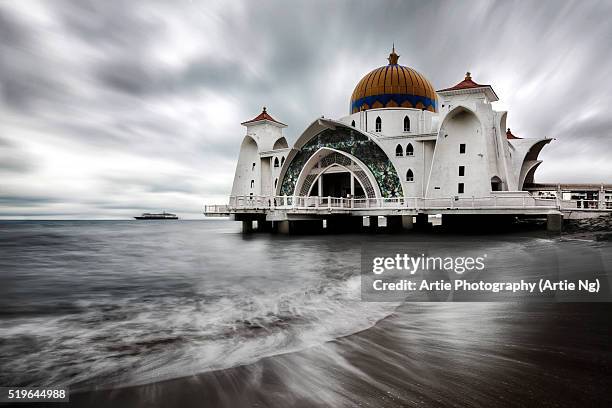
xmin=277 ymin=119 xmax=403 ymax=197
xmin=273 ymin=137 xmax=288 ymax=150
xmin=518 ymin=139 xmax=551 ymax=189
xmin=294 ymin=147 xmax=381 ymax=198
xmin=439 ymin=105 xmax=482 ymax=130
xmin=498 ymin=111 xmax=508 ymax=137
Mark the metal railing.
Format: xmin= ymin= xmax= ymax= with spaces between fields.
xmin=205 ymin=194 xmax=612 ymax=213
xmin=203 ymin=195 xmax=612 ymax=214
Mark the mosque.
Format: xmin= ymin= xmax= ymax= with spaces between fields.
xmin=214 ymin=47 xmax=610 ymax=232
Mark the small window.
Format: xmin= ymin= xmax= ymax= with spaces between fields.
xmin=403 ymin=116 xmax=410 ymax=132
xmin=406 ymin=143 xmax=414 ymax=156
xmin=252 ymin=163 xmax=256 ymax=170
xmin=250 ymin=180 xmax=255 ymax=188
xmin=406 ymin=169 xmax=414 ymax=182
xmin=459 ymin=166 xmax=465 ymax=176
xmin=459 ymin=144 xmax=466 ymax=154
xmin=281 ymin=156 xmax=285 ymax=166
xmin=375 ymin=116 xmax=382 ymax=132
xmin=274 ymin=178 xmax=278 ymax=188
xmin=351 ymin=120 xmax=355 ymax=127
xmin=274 ymin=157 xmax=279 ymax=167
xmin=458 ymin=183 xmax=465 ymax=194
xmin=395 ymin=144 xmax=403 ymax=157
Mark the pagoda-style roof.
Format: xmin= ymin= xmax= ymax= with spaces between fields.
xmin=241 ymin=107 xmax=287 ymax=127
xmin=437 ymin=72 xmax=499 ymax=102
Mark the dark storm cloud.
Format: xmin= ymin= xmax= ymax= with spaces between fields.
xmin=0 ymin=0 xmax=611 ymax=218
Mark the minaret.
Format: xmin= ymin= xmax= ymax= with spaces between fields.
xmin=230 ymin=107 xmax=288 ymax=198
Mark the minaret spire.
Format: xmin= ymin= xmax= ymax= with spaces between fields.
xmin=388 ymin=44 xmax=400 ymax=65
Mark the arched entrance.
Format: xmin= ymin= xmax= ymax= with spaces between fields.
xmin=294 ymin=148 xmax=380 ymax=199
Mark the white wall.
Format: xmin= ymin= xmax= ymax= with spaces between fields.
xmin=231 ymin=120 xmax=288 ymax=197
xmin=338 ymin=108 xmax=435 ymax=135
xmin=426 ymin=108 xmax=492 ymax=198
xmin=231 ymin=135 xmax=260 ymax=197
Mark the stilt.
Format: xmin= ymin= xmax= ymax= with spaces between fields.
xmin=385 ymin=216 xmax=402 ymax=232
xmin=242 ymin=220 xmax=254 ymax=233
xmin=401 ymin=215 xmax=414 ymax=230
xmin=368 ymin=216 xmax=379 ymax=232
xmin=547 ymin=213 xmax=563 ymax=232
xmin=277 ymin=220 xmax=290 ymax=234
xmin=414 ymin=214 xmax=431 ymax=230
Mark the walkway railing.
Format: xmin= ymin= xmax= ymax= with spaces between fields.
xmin=204 ymin=194 xmax=612 ymax=214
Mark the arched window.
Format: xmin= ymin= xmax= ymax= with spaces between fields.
xmin=395 ymin=144 xmax=403 ymax=157
xmin=406 ymin=143 xmax=414 ymax=156
xmin=281 ymin=156 xmax=285 ymax=166
xmin=351 ymin=120 xmax=355 ymax=127
xmin=274 ymin=157 xmax=279 ymax=167
xmin=491 ymin=176 xmax=502 ymax=191
xmin=406 ymin=169 xmax=414 ymax=182
xmin=403 ymin=116 xmax=410 ymax=132
xmin=250 ymin=180 xmax=255 ymax=188
xmin=375 ymin=116 xmax=381 ymax=132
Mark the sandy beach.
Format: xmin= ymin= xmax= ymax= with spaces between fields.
xmin=70 ymin=302 xmax=612 ymax=408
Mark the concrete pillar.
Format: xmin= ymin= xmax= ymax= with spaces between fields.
xmin=414 ymin=214 xmax=431 ymax=230
xmin=242 ymin=220 xmax=254 ymax=233
xmin=277 ymin=220 xmax=290 ymax=234
xmin=402 ymin=215 xmax=414 ymax=230
xmin=368 ymin=216 xmax=379 ymax=232
xmin=385 ymin=216 xmax=402 ymax=232
xmin=318 ymin=174 xmax=323 ymax=197
xmin=350 ymin=174 xmax=355 ymax=196
xmin=547 ymin=213 xmax=563 ymax=232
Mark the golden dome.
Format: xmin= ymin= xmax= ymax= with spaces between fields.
xmin=350 ymin=47 xmax=437 ymax=114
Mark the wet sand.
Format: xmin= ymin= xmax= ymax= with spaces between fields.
xmin=66 ymin=303 xmax=612 ymax=408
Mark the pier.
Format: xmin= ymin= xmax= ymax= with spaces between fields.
xmin=204 ymin=192 xmax=612 ymax=234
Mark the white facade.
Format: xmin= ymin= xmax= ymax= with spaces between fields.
xmin=231 ymin=109 xmax=290 ymax=198
xmin=231 ymin=68 xmax=551 ymax=202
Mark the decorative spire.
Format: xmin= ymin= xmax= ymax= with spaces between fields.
xmin=388 ymin=44 xmax=400 ymax=65
xmin=465 ymin=72 xmax=472 ymax=80
xmin=262 ymin=106 xmax=267 ymax=113
xmin=506 ymin=128 xmax=520 ymax=139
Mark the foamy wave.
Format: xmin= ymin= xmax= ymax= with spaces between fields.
xmin=0 ymin=275 xmax=397 ymax=389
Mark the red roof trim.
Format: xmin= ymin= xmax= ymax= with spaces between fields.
xmin=437 ymin=72 xmax=492 ymax=92
xmin=241 ymin=107 xmax=287 ymax=126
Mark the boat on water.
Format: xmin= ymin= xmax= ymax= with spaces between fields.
xmin=134 ymin=211 xmax=178 ymax=220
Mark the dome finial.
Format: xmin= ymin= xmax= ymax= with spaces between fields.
xmin=388 ymin=45 xmax=399 ymax=65
xmin=465 ymin=72 xmax=472 ymax=80
xmin=262 ymin=106 xmax=267 ymax=113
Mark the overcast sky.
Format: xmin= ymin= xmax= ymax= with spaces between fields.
xmin=1 ymin=0 xmax=611 ymax=219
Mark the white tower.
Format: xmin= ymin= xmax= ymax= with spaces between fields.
xmin=231 ymin=107 xmax=289 ymax=198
